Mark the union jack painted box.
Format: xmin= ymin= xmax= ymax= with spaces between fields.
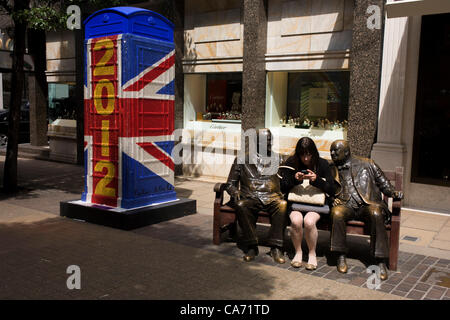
xmin=81 ymin=8 xmax=176 ymax=209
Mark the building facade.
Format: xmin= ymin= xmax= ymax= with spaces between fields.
xmin=372 ymin=0 xmax=450 ymax=213
xmin=174 ymin=0 xmax=384 ymax=181
xmin=36 ymin=0 xmax=447 ymax=213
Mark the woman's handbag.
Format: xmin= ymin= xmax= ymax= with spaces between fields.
xmin=287 ymin=179 xmax=326 ymax=206
xmin=278 ymin=165 xmax=326 ymax=206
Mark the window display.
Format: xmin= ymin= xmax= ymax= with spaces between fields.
xmin=48 ymin=83 xmax=76 ymax=122
xmin=203 ymin=73 xmax=242 ymax=122
xmin=282 ymin=71 xmax=350 ymax=131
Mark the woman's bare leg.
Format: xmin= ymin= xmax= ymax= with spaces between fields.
xmin=304 ymin=211 xmax=321 ymax=266
xmin=290 ymin=211 xmax=304 ymax=262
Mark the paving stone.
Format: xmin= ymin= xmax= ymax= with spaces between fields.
xmin=431 ymin=285 xmax=447 ymax=293
xmin=406 ymin=290 xmax=426 ymax=300
xmin=414 ymin=283 xmax=432 ymax=292
xmin=425 ymin=289 xmax=445 ymax=300
xmin=445 ymin=289 xmax=450 ymax=298
xmin=316 ymin=265 xmax=331 ymax=273
xmin=386 ymin=275 xmax=403 ymax=286
xmin=312 ymin=271 xmax=327 ymax=277
xmin=437 ymin=259 xmax=450 ymax=265
xmin=391 ymin=290 xmax=408 ymax=297
xmin=378 ymin=283 xmax=395 ymax=293
xmin=350 ymin=277 xmax=367 ymax=286
xmin=395 ymin=282 xmax=415 ymax=292
xmin=350 ymin=266 xmax=366 ymax=273
xmin=402 ymin=276 xmax=420 ymax=284
xmin=422 ymin=257 xmax=439 ymax=265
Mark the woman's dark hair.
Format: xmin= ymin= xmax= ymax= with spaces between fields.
xmin=293 ymin=137 xmax=320 ymax=170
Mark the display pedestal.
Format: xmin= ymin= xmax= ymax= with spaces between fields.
xmin=60 ymin=198 xmax=196 ymax=230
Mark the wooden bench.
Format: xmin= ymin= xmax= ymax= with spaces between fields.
xmin=213 ymin=167 xmax=404 ymax=271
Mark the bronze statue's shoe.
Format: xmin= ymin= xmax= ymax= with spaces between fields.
xmin=337 ymin=255 xmax=348 ymax=273
xmin=270 ymin=247 xmax=285 ymax=264
xmin=379 ymin=262 xmax=388 ymax=281
xmin=290 ymin=260 xmax=303 ymax=268
xmin=305 ymin=263 xmax=317 ymax=271
xmin=243 ymin=247 xmax=258 ymax=262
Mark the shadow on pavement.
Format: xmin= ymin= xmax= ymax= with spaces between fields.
xmin=0 ymin=217 xmax=283 ymax=299
xmin=0 ymin=157 xmax=84 ymax=199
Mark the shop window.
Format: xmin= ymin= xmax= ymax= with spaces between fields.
xmin=284 ymin=71 xmax=350 ymax=130
xmin=0 ymin=72 xmax=11 ymax=110
xmin=203 ymin=73 xmax=242 ymax=122
xmin=48 ymin=83 xmax=76 ymax=122
xmin=411 ymin=13 xmax=450 ymax=187
xmin=0 ymin=72 xmax=29 ymax=111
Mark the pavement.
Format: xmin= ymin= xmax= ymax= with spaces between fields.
xmin=0 ymin=155 xmax=449 ymax=300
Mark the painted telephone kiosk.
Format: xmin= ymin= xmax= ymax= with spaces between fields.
xmin=82 ymin=7 xmax=176 ymax=209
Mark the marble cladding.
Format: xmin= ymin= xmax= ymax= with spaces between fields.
xmin=46 ymin=31 xmax=76 ymax=60
xmin=192 ymin=9 xmax=241 ymax=43
xmin=46 ymin=59 xmax=75 ymax=73
xmin=46 ymin=31 xmax=76 ymax=80
xmin=267 ymin=0 xmax=353 ymax=43
xmin=266 ymin=0 xmax=353 ymax=71
xmin=183 ymin=7 xmax=243 ymax=73
xmin=184 ymin=7 xmax=244 ymax=69
xmin=347 ymin=0 xmax=384 ymax=158
xmin=280 ymin=0 xmax=345 ymax=36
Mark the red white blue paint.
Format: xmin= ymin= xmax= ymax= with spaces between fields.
xmin=82 ymin=8 xmax=176 ymax=209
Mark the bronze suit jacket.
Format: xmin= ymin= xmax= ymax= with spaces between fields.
xmin=331 ymin=156 xmax=396 ymax=215
xmin=225 ymin=153 xmax=284 ymax=206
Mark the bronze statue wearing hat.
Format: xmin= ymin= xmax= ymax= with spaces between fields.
xmin=329 ymin=140 xmax=403 ymax=280
xmin=225 ymin=128 xmax=287 ymax=264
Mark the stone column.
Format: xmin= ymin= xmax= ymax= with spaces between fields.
xmin=172 ymin=0 xmax=185 ymax=176
xmin=371 ymin=17 xmax=409 ymax=169
xmin=75 ymin=28 xmax=84 ymax=165
xmin=28 ymin=74 xmax=48 ymax=146
xmin=173 ymin=0 xmax=184 ymax=131
xmin=0 ymin=73 xmax=3 ymax=109
xmin=347 ymin=0 xmax=385 ymax=157
xmin=241 ymin=0 xmax=267 ymax=131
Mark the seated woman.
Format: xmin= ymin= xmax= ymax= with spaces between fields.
xmin=280 ymin=137 xmax=336 ymax=270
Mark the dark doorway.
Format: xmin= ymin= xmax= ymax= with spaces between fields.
xmin=411 ymin=13 xmax=450 ymax=187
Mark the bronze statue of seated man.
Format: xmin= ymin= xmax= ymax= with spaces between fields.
xmin=329 ymin=140 xmax=403 ymax=280
xmin=225 ymin=128 xmax=287 ymax=264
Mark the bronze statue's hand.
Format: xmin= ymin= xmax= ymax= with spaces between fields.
xmin=333 ymin=198 xmax=344 ymax=207
xmin=393 ymin=191 xmax=404 ymax=200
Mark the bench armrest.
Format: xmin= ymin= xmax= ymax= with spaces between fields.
xmin=392 ymin=198 xmax=402 ymax=217
xmin=214 ymin=183 xmax=226 ymax=207
xmin=214 ymin=183 xmax=226 ymax=193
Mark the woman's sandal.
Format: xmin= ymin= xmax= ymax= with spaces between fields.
xmin=290 ymin=260 xmax=303 ymax=268
xmin=305 ymin=263 xmax=317 ymax=271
